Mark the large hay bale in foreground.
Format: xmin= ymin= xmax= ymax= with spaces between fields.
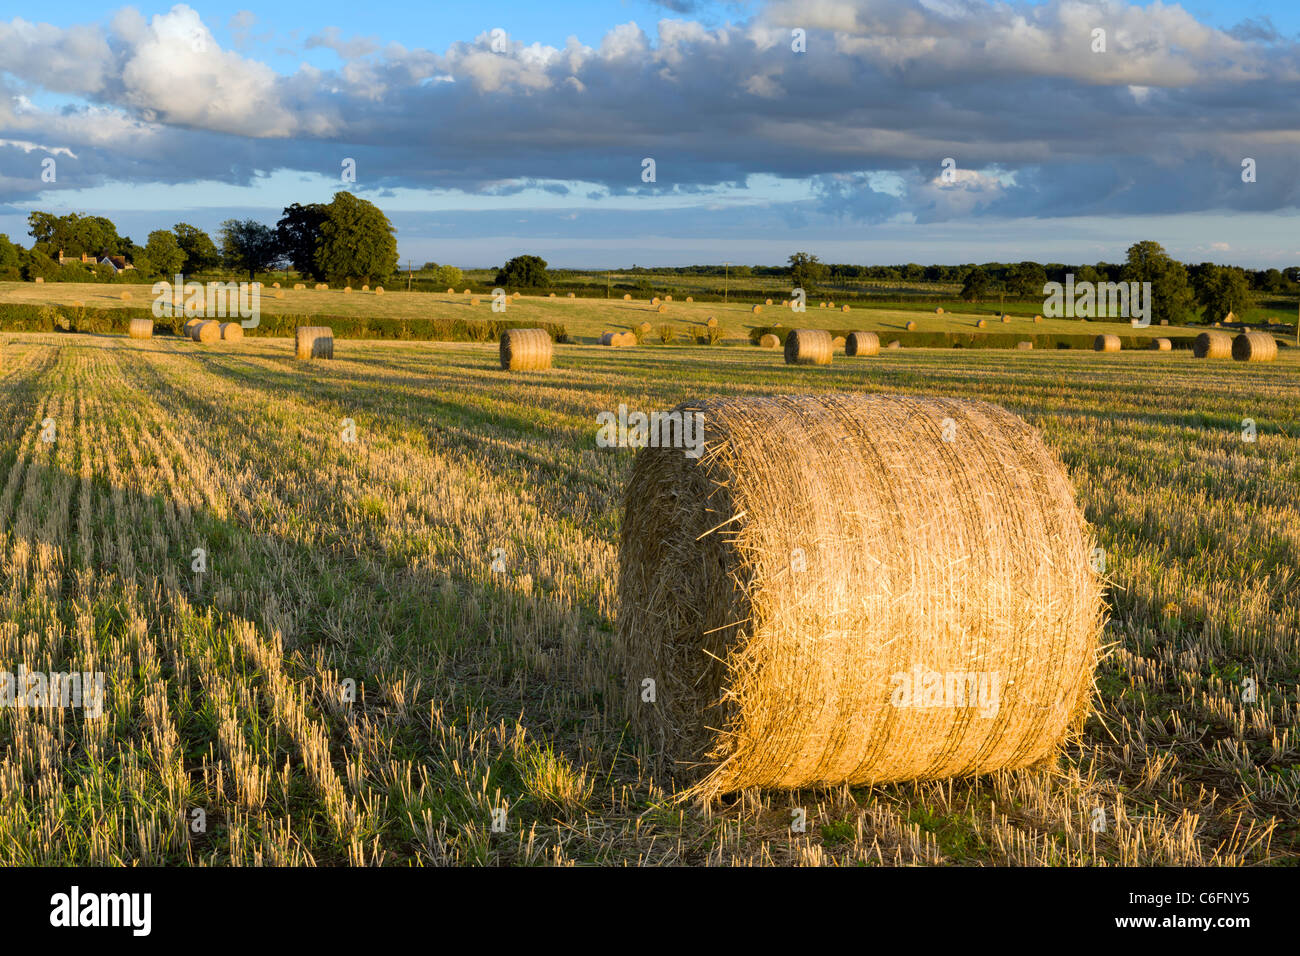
xmin=1150 ymin=338 xmax=1172 ymax=351
xmin=846 ymin=331 xmax=879 ymax=356
xmin=1093 ymin=334 xmax=1120 ymax=352
xmin=759 ymin=333 xmax=780 ymax=349
xmin=618 ymin=394 xmax=1103 ymax=796
xmin=500 ymin=328 xmax=552 ymax=370
xmin=128 ymin=318 xmax=153 ymax=339
xmin=784 ymin=329 xmax=833 ymax=366
xmin=1233 ymin=331 xmax=1277 ymax=362
xmin=1194 ymin=331 xmax=1232 ymax=359
xmin=219 ymin=322 xmax=243 ymax=342
xmin=192 ymin=321 xmax=220 ymax=344
xmin=296 ymin=326 xmax=334 ymax=360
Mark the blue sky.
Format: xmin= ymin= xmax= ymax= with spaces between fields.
xmin=4 ymin=0 xmax=1300 ymax=267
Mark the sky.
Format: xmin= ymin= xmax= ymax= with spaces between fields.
xmin=3 ymin=0 xmax=1300 ymax=268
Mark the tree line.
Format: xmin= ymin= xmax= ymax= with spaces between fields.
xmin=0 ymin=192 xmax=398 ymax=284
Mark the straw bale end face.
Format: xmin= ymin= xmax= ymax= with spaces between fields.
xmin=616 ymin=394 xmax=1104 ymax=797
xmin=500 ymin=328 xmax=552 ymax=370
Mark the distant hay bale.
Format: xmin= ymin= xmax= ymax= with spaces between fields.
xmin=601 ymin=331 xmax=636 ymax=347
xmin=1151 ymin=338 xmax=1172 ymax=351
xmin=841 ymin=304 xmax=851 ymax=312
xmin=447 ymin=288 xmax=456 ymax=294
xmin=362 ymin=284 xmax=370 ymax=292
xmin=464 ymin=289 xmax=472 ymax=295
xmin=1232 ymin=331 xmax=1277 ymax=362
xmin=272 ymin=282 xmax=280 ymax=289
xmin=617 ymin=394 xmax=1102 ymax=796
xmin=120 ymin=292 xmax=132 ymax=301
xmin=975 ymin=319 xmax=987 ymax=329
xmin=1017 ymin=341 xmax=1033 ymax=350
xmin=192 ymin=321 xmax=220 ymax=344
xmin=652 ymin=297 xmax=660 ymax=306
xmin=274 ymin=291 xmax=284 ymax=299
xmin=219 ymin=322 xmax=244 ymax=342
xmin=887 ymin=340 xmax=901 ymax=349
xmin=1193 ymin=331 xmax=1232 ymax=359
xmin=828 ymin=302 xmax=835 ymax=309
xmin=765 ymin=299 xmax=773 ymax=306
xmin=781 ymin=301 xmax=788 ymax=307
xmin=34 ymin=277 xmax=43 ymax=284
xmin=935 ymin=307 xmax=944 ymax=314
xmin=706 ymin=316 xmax=718 ymax=328
xmin=128 ymin=318 xmax=153 ymax=339
xmin=1094 ymin=334 xmax=1121 ymax=352
xmin=1033 ymin=315 xmax=1042 ymax=323
xmin=315 ymin=283 xmax=328 ymax=291
xmin=752 ymin=305 xmax=762 ymax=315
xmin=375 ymin=287 xmax=384 ymax=295
xmin=846 ymin=331 xmax=879 ymax=356
xmin=344 ymin=286 xmax=352 ymax=294
xmin=657 ymin=304 xmax=668 ymax=314
xmin=1001 ymin=314 xmax=1010 ymax=323
xmin=294 ymin=283 xmax=306 ymax=290
xmin=471 ymin=297 xmax=481 ymax=306
xmin=568 ymin=292 xmax=576 ymax=298
xmin=686 ymin=297 xmax=694 ymax=303
xmin=638 ymin=322 xmax=653 ymax=334
xmin=665 ymin=295 xmax=672 ymax=302
xmin=549 ymin=293 xmax=557 ymax=298
xmin=759 ymin=333 xmax=780 ymax=349
xmin=905 ymin=321 xmax=917 ymax=331
xmin=500 ymin=328 xmax=553 ymax=371
xmin=296 ymin=326 xmax=334 ymax=360
xmin=784 ymin=328 xmax=833 ymax=366
xmin=819 ymin=302 xmax=826 ymax=309
xmin=511 ymin=292 xmax=520 ymax=299
xmin=1159 ymin=319 xmax=1169 ymax=326
xmin=624 ymin=294 xmax=632 ymax=301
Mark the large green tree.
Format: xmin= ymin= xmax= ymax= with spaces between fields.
xmin=219 ymin=219 xmax=281 ymax=281
xmin=1191 ymin=263 xmax=1253 ymax=323
xmin=494 ymin=254 xmax=549 ymax=288
xmin=787 ymin=252 xmax=828 ymax=293
xmin=0 ymin=234 xmax=20 ymax=280
xmin=960 ymin=266 xmax=990 ymax=301
xmin=26 ymin=212 xmax=122 ymax=258
xmin=315 ymin=192 xmax=398 ymax=284
xmin=1121 ymin=240 xmax=1196 ymax=325
xmin=1007 ymin=261 xmax=1047 ymax=298
xmin=276 ymin=202 xmax=328 ymax=281
xmin=173 ymin=223 xmax=222 ymax=275
xmin=144 ymin=230 xmax=185 ymax=277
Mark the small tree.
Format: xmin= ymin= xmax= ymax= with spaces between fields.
xmin=1007 ymin=261 xmax=1047 ymax=299
xmin=219 ymin=220 xmax=281 ymax=281
xmin=1192 ymin=263 xmax=1253 ymax=323
xmin=174 ymin=223 xmax=222 ymax=275
xmin=315 ymin=192 xmax=398 ymax=284
xmin=495 ymin=255 xmax=550 ymax=288
xmin=960 ymin=267 xmax=990 ymax=302
xmin=144 ymin=230 xmax=185 ymax=277
xmin=788 ymin=252 xmax=828 ymax=294
xmin=1121 ymin=240 xmax=1196 ymax=325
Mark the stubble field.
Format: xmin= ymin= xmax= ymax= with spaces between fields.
xmin=0 ymin=331 xmax=1295 ymax=865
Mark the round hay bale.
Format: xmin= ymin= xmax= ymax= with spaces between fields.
xmin=193 ymin=321 xmax=220 ymax=344
xmin=599 ymin=331 xmax=615 ymax=346
xmin=315 ymin=283 xmax=328 ymax=291
xmin=975 ymin=320 xmax=986 ymax=329
xmin=1193 ymin=331 xmax=1232 ymax=359
xmin=765 ymin=299 xmax=773 ymax=306
xmin=706 ymin=316 xmax=718 ymax=328
xmin=1001 ymin=314 xmax=1011 ymax=323
xmin=686 ymin=297 xmax=693 ymax=303
xmin=500 ymin=328 xmax=553 ymax=371
xmin=362 ymin=284 xmax=370 ymax=292
xmin=935 ymin=307 xmax=944 ymax=314
xmin=471 ymin=297 xmax=481 ymax=306
xmin=294 ymin=283 xmax=306 ymax=290
xmin=549 ymin=293 xmax=557 ymax=298
xmin=568 ymin=292 xmax=576 ymax=298
xmin=272 ymin=282 xmax=280 ymax=289
xmin=887 ymin=340 xmax=902 ymax=349
xmin=1093 ymin=334 xmax=1121 ymax=352
xmin=296 ymin=326 xmax=334 ymax=360
xmin=511 ymin=292 xmax=520 ymax=299
xmin=819 ymin=302 xmax=827 ymax=309
xmin=831 ymin=335 xmax=846 ymax=350
xmin=219 ymin=322 xmax=243 ymax=342
xmin=1033 ymin=315 xmax=1042 ymax=323
xmin=274 ymin=291 xmax=285 ymax=299
xmin=624 ymin=294 xmax=632 ymax=301
xmin=665 ymin=295 xmax=672 ymax=302
xmin=841 ymin=304 xmax=851 ymax=313
xmin=846 ymin=331 xmax=879 ymax=356
xmin=344 ymin=286 xmax=352 ymax=294
xmin=752 ymin=305 xmax=762 ymax=315
xmin=759 ymin=333 xmax=780 ymax=349
xmin=638 ymin=322 xmax=653 ymax=334
xmin=1232 ymin=331 xmax=1277 ymax=362
xmin=657 ymin=304 xmax=668 ymax=314
xmin=1159 ymin=319 xmax=1169 ymax=326
xmin=375 ymin=287 xmax=384 ymax=295
xmin=616 ymin=331 xmax=637 ymax=347
xmin=1017 ymin=341 xmax=1033 ymax=350
xmin=183 ymin=319 xmax=203 ymax=338
xmin=784 ymin=328 xmax=833 ymax=366
xmin=782 ymin=301 xmax=789 ymax=307
xmin=447 ymin=288 xmax=456 ymax=294
xmin=905 ymin=321 xmax=917 ymax=331
xmin=617 ymin=394 xmax=1103 ymax=796
xmin=1150 ymin=338 xmax=1172 ymax=351
xmin=652 ymin=297 xmax=660 ymax=306
xmin=34 ymin=277 xmax=43 ymax=284
xmin=120 ymin=291 xmax=132 ymax=301
xmin=128 ymin=318 xmax=153 ymax=339
xmin=464 ymin=289 xmax=472 ymax=295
